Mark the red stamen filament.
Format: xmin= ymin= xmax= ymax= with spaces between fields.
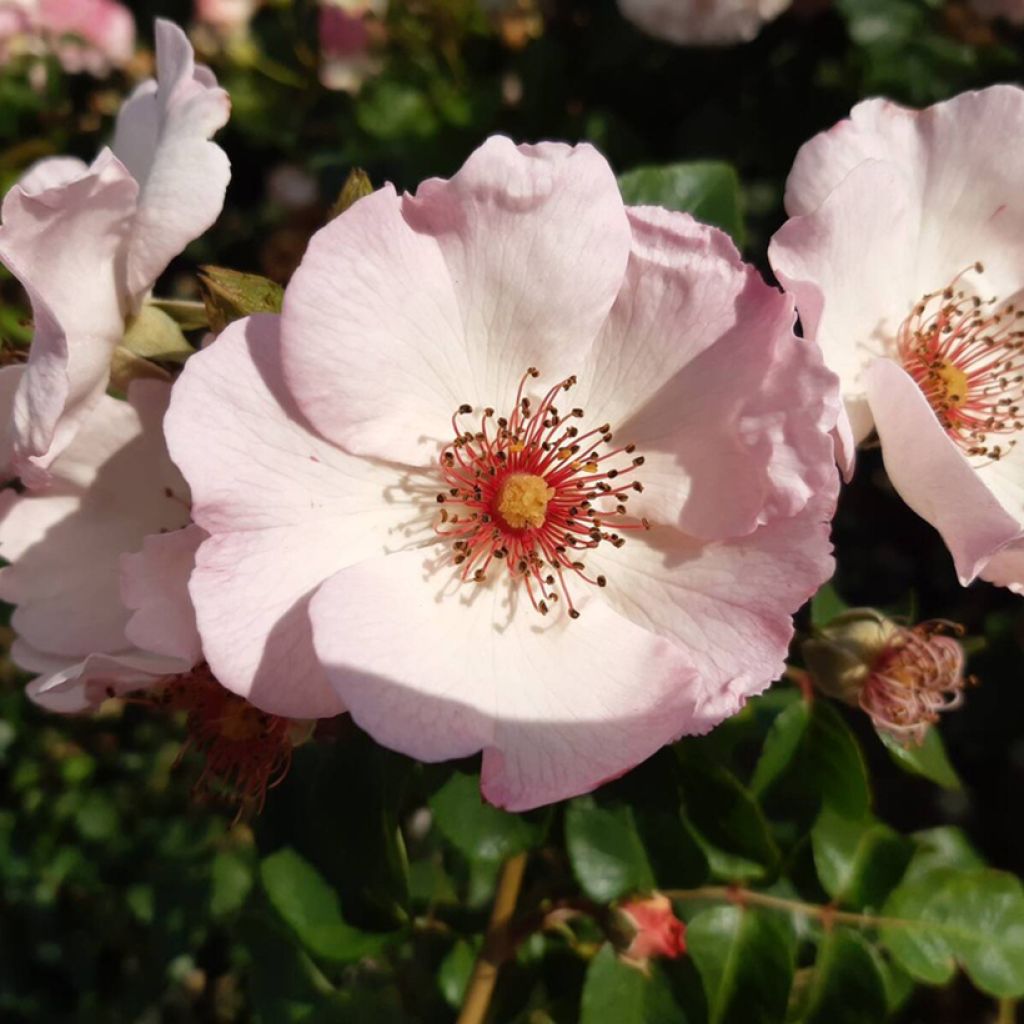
xmin=435 ymin=368 xmax=650 ymax=618
xmin=898 ymin=263 xmax=1024 ymax=462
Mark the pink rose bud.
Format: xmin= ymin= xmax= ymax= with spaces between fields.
xmin=617 ymin=894 xmax=687 ymax=962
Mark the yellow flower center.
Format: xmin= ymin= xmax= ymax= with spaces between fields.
xmin=497 ymin=473 xmax=555 ymax=530
xmin=933 ymin=361 xmax=969 ymax=408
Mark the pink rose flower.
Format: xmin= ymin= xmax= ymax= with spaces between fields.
xmin=769 ymin=86 xmax=1024 ymax=591
xmin=0 ymin=366 xmax=202 ymax=711
xmin=194 ymin=0 xmax=260 ymax=37
xmin=318 ymin=0 xmax=385 ymax=93
xmin=0 ymin=0 xmax=134 ymax=75
xmin=617 ymin=0 xmax=790 ymax=45
xmin=166 ymin=137 xmax=838 ymax=811
xmin=617 ymin=894 xmax=688 ymax=962
xmin=0 ymin=19 xmax=229 ymax=487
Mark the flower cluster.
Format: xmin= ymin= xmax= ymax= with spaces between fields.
xmin=2 ymin=15 xmax=1007 ymax=815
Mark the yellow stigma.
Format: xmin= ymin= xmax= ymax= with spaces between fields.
xmin=498 ymin=474 xmax=555 ymax=530
xmin=935 ymin=361 xmax=969 ymax=407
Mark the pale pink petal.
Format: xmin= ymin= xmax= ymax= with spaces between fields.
xmin=0 ymin=380 xmax=189 ymax=658
xmin=979 ymin=539 xmax=1024 ymax=593
xmin=281 ymin=138 xmax=631 ymax=465
xmin=582 ymin=207 xmax=837 ymax=538
xmin=589 ymin=495 xmax=835 ymax=698
xmin=770 ymin=159 xmax=918 ymax=448
xmin=121 ymin=523 xmax=205 ymax=665
xmin=617 ymin=0 xmax=791 ymax=44
xmin=112 ymin=19 xmax=230 ymax=303
xmin=18 ymin=156 xmax=89 ymax=194
xmin=165 ymin=314 xmax=423 ymax=718
xmin=865 ymin=358 xmax=1022 ymax=583
xmin=784 ymin=88 xmax=1024 ymax=303
xmin=0 ymin=148 xmax=138 ymax=481
xmin=25 ymin=650 xmax=185 ymax=713
xmin=308 ymin=549 xmax=704 ymax=811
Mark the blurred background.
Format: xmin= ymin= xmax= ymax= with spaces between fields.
xmin=1 ymin=1 xmax=1023 ymax=1020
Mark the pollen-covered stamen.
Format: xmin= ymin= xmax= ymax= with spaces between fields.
xmin=861 ymin=621 xmax=974 ymax=745
xmin=147 ymin=664 xmax=312 ymax=817
xmin=435 ymin=368 xmax=649 ymax=618
xmin=898 ymin=263 xmax=1024 ymax=461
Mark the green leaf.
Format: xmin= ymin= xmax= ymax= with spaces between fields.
xmin=687 ymin=905 xmax=795 ymax=1024
xmin=906 ymin=827 xmax=984 ymax=880
xmin=880 ymin=728 xmax=962 ymax=790
xmin=438 ymin=939 xmax=477 ymax=1009
xmin=805 ymin=702 xmax=871 ymax=818
xmin=811 ymin=808 xmax=912 ymax=909
xmin=580 ymin=944 xmax=688 ymax=1024
xmin=149 ymin=297 xmax=209 ymax=331
xmin=211 ymin=849 xmax=254 ymax=918
xmin=799 ymin=928 xmax=889 ymax=1024
xmin=617 ymin=162 xmax=745 ymax=246
xmin=677 ymin=745 xmax=778 ymax=882
xmin=565 ymin=797 xmax=656 ymax=902
xmin=260 ymin=848 xmax=389 ymax=964
xmin=199 ymin=266 xmax=284 ymax=334
xmin=750 ymin=700 xmax=809 ymax=798
xmin=881 ymin=867 xmax=1024 ymax=996
xmin=122 ymin=303 xmax=195 ymax=363
xmin=330 ymin=168 xmax=373 ymax=219
xmin=810 ymin=582 xmax=849 ymax=629
xmin=429 ymin=770 xmax=543 ymax=867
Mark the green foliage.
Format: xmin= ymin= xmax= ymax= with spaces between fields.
xmin=580 ymin=944 xmax=688 ymax=1024
xmin=797 ymin=929 xmax=890 ymax=1024
xmin=617 ymin=161 xmax=745 ymax=246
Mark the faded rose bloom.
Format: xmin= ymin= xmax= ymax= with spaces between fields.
xmin=804 ymin=609 xmax=971 ymax=744
xmin=318 ymin=0 xmax=385 ymax=93
xmin=616 ymin=894 xmax=687 ymax=963
xmin=618 ymin=0 xmax=790 ymax=45
xmin=769 ymin=87 xmax=1024 ymax=591
xmin=0 ymin=0 xmax=134 ymax=76
xmin=166 ymin=137 xmax=839 ymax=811
xmin=0 ymin=19 xmax=229 ymax=487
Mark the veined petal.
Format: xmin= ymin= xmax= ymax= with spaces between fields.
xmin=866 ymin=358 xmax=1022 ymax=583
xmin=166 ymin=314 xmax=426 ymax=718
xmin=281 ymin=137 xmax=631 ymax=465
xmin=308 ymin=549 xmax=703 ymax=811
xmin=0 ymin=379 xmax=189 ymax=659
xmin=113 ymin=19 xmax=230 ymax=303
xmin=0 ymin=148 xmax=138 ymax=481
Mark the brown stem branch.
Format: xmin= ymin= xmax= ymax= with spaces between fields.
xmin=662 ymin=885 xmax=919 ymax=931
xmin=456 ymin=852 xmax=528 ymax=1024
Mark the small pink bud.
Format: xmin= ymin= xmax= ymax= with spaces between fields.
xmin=616 ymin=894 xmax=687 ymax=962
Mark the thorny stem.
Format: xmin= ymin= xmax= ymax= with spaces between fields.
xmin=662 ymin=885 xmax=919 ymax=931
xmin=456 ymin=852 xmax=528 ymax=1024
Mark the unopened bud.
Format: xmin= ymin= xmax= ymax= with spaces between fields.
xmin=804 ymin=610 xmax=972 ymax=745
xmin=613 ymin=893 xmax=687 ymax=965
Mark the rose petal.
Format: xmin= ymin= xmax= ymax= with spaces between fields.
xmin=866 ymin=358 xmax=1022 ymax=583
xmin=281 ymin=138 xmax=631 ymax=465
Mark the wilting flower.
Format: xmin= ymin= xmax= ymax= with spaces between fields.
xmin=0 ymin=0 xmax=135 ymax=76
xmin=318 ymin=0 xmax=386 ymax=93
xmin=0 ymin=18 xmax=229 ymax=486
xmin=769 ymin=87 xmax=1024 ymax=591
xmin=617 ymin=0 xmax=790 ymax=45
xmin=615 ymin=894 xmax=687 ymax=964
xmin=166 ymin=137 xmax=838 ymax=810
xmin=804 ymin=609 xmax=971 ymax=744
